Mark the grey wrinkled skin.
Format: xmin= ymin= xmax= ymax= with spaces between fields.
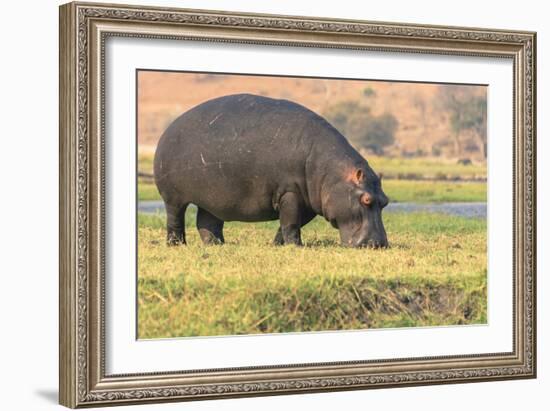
xmin=154 ymin=93 xmax=389 ymax=248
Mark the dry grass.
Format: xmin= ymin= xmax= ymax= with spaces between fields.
xmin=138 ymin=211 xmax=487 ymax=338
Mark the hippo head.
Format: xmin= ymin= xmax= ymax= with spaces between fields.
xmin=323 ymin=167 xmax=389 ymax=248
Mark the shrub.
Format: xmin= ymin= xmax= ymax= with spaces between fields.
xmin=324 ymin=101 xmax=398 ymax=155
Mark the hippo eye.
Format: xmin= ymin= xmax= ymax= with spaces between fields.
xmin=360 ymin=192 xmax=372 ymax=206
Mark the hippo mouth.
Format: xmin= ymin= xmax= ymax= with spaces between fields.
xmin=346 ymin=211 xmax=388 ymax=249
xmin=349 ymin=231 xmax=387 ymax=249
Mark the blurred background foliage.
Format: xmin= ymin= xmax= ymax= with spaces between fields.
xmin=323 ymin=100 xmax=398 ymax=155
xmin=138 ymin=71 xmax=487 ymax=169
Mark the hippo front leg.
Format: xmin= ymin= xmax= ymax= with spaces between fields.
xmin=273 ymin=210 xmax=316 ymax=245
xmin=277 ymin=192 xmax=303 ymax=246
xmin=273 ymin=228 xmax=284 ymax=245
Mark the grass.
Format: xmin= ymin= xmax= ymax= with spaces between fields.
xmin=138 ymin=151 xmax=154 ymax=174
xmin=138 ymin=182 xmax=162 ymax=202
xmin=137 ymin=211 xmax=487 ymax=339
xmin=137 ymin=179 xmax=487 ymax=203
xmin=382 ymin=180 xmax=486 ymax=203
xmin=367 ymin=155 xmax=486 ymax=180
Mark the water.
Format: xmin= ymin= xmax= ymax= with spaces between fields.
xmin=385 ymin=202 xmax=486 ymax=219
xmin=138 ymin=201 xmax=487 ymax=219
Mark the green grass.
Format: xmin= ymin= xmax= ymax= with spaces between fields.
xmin=139 ymin=151 xmax=486 ymax=180
xmin=138 ymin=152 xmax=155 ymax=174
xmin=368 ymin=155 xmax=486 ymax=180
xmin=382 ymin=180 xmax=486 ymax=203
xmin=137 ymin=211 xmax=487 ymax=339
xmin=138 ymin=181 xmax=162 ymax=202
xmin=137 ymin=179 xmax=486 ymax=203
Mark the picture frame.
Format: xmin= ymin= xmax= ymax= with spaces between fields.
xmin=59 ymin=1 xmax=536 ymax=408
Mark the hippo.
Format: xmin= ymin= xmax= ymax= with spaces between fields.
xmin=153 ymin=93 xmax=389 ymax=248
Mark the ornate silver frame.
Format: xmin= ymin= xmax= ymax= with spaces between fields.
xmin=59 ymin=1 xmax=536 ymax=408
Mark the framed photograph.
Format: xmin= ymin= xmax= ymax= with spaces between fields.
xmin=59 ymin=1 xmax=537 ymax=408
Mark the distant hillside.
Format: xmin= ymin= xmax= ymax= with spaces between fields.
xmin=137 ymin=71 xmax=486 ymax=162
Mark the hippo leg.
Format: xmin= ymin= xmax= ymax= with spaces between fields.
xmin=197 ymin=207 xmax=225 ymax=245
xmin=272 ymin=228 xmax=284 ymax=245
xmin=166 ymin=203 xmax=188 ymax=246
xmin=273 ymin=210 xmax=315 ymax=245
xmin=277 ymin=192 xmax=307 ymax=246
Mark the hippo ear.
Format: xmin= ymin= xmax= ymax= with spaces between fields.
xmin=354 ymin=169 xmax=365 ymax=184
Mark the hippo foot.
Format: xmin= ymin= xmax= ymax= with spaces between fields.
xmin=166 ymin=238 xmax=186 ymax=246
xmin=273 ymin=228 xmax=303 ymax=246
xmin=202 ymin=238 xmax=224 ymax=246
xmin=273 ymin=229 xmax=284 ymax=246
xmin=198 ymin=229 xmax=225 ymax=245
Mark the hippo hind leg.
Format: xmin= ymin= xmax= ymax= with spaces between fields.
xmin=165 ymin=203 xmax=189 ymax=246
xmin=197 ymin=207 xmax=225 ymax=245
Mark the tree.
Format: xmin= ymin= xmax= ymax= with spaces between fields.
xmin=362 ymin=113 xmax=398 ymax=154
xmin=323 ymin=101 xmax=398 ymax=155
xmin=362 ymin=87 xmax=376 ymax=98
xmin=439 ymin=86 xmax=487 ymax=158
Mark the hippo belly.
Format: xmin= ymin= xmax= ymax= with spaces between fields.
xmin=186 ymin=170 xmax=280 ymax=222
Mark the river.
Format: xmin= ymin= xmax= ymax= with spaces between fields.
xmin=137 ymin=201 xmax=487 ymax=219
